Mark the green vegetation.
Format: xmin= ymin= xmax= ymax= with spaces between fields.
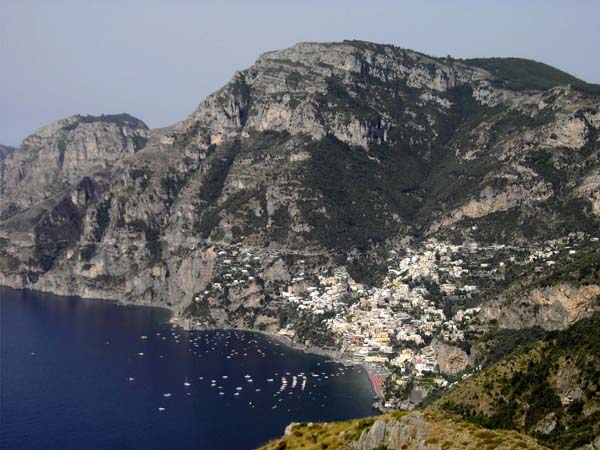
xmin=77 ymin=113 xmax=148 ymax=129
xmin=259 ymin=412 xmax=549 ymax=450
xmin=127 ymin=219 xmax=164 ymax=263
xmin=279 ymin=306 xmax=337 ymax=349
xmin=430 ymin=313 xmax=600 ymax=449
xmin=464 ymin=57 xmax=600 ymax=94
xmin=92 ymin=198 xmax=111 ymax=242
xmin=182 ymin=297 xmax=213 ymax=324
xmin=300 ymin=135 xmax=422 ymax=251
xmin=531 ymin=242 xmax=600 ymax=288
xmin=34 ymin=197 xmax=82 ymax=271
xmin=475 ymin=327 xmax=547 ymax=367
xmin=193 ymin=141 xmax=241 ymax=238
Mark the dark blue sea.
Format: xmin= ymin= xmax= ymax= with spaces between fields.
xmin=0 ymin=287 xmax=375 ymax=450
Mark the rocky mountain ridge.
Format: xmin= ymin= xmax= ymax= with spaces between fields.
xmin=1 ymin=39 xmax=599 ymax=331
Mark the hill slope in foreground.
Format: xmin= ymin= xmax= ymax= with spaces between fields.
xmin=260 ymin=411 xmax=549 ymax=450
xmin=262 ymin=313 xmax=600 ymax=449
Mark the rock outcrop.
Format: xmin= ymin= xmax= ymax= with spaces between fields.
xmin=261 ymin=412 xmax=549 ymax=450
xmin=432 ymin=339 xmax=469 ymax=374
xmin=352 ymin=413 xmax=547 ymax=450
xmin=481 ymin=283 xmax=600 ymax=330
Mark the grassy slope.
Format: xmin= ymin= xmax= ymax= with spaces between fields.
xmin=259 ymin=411 xmax=549 ymax=450
xmin=463 ymin=57 xmax=600 ymax=94
xmin=427 ymin=314 xmax=600 ymax=449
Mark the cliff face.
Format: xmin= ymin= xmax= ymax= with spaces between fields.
xmin=482 ymin=283 xmax=600 ymax=330
xmin=1 ymin=40 xmax=600 ymax=327
xmin=0 ymin=114 xmax=148 ymax=216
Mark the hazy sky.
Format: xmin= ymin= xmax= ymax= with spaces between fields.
xmin=2 ymin=0 xmax=599 ymax=146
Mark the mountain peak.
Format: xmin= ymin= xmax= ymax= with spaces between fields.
xmin=29 ymin=113 xmax=148 ymax=141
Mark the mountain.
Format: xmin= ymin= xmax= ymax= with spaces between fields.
xmin=0 ymin=144 xmax=16 ymax=160
xmin=3 ymin=38 xmax=600 ymax=450
xmin=1 ymin=40 xmax=600 ymax=332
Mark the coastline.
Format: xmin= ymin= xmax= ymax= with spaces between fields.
xmin=169 ymin=315 xmax=356 ymax=366
xmin=1 ymin=284 xmax=383 ymax=403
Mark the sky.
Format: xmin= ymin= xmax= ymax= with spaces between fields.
xmin=2 ymin=0 xmax=599 ymax=146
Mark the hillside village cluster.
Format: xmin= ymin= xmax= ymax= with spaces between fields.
xmin=276 ymin=239 xmax=512 ymax=404
xmin=185 ymin=233 xmax=592 ymax=405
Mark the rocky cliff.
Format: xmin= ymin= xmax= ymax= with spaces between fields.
xmin=1 ymin=40 xmax=600 ymax=330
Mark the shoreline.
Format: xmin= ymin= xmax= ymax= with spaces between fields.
xmin=2 ymin=284 xmax=383 ymax=403
xmin=169 ymin=315 xmax=357 ymax=366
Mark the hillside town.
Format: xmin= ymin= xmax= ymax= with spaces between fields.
xmin=180 ymin=232 xmax=595 ymax=407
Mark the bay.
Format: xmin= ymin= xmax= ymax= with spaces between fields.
xmin=0 ymin=287 xmax=375 ymax=450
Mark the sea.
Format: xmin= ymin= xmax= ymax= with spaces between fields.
xmin=0 ymin=287 xmax=375 ymax=450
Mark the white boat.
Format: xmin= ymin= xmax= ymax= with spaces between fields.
xmin=163 ymin=393 xmax=172 ymax=397
xmin=158 ymin=407 xmax=166 ymax=411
